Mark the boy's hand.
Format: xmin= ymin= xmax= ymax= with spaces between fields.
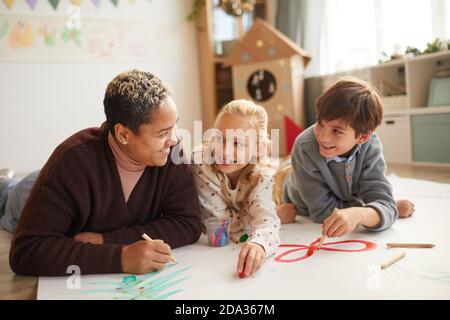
xmin=237 ymin=242 xmax=266 ymax=278
xmin=322 ymin=208 xmax=362 ymax=238
xmin=74 ymin=232 xmax=104 ymax=244
xmin=396 ymin=199 xmax=415 ymax=218
xmin=121 ymin=239 xmax=172 ymax=274
xmin=276 ymin=203 xmax=297 ymax=224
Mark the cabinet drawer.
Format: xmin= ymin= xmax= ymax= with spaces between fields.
xmin=376 ymin=115 xmax=412 ymax=163
xmin=412 ymin=113 xmax=450 ymax=163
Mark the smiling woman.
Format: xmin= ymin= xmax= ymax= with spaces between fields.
xmin=104 ymin=70 xmax=181 ymax=167
xmin=111 ymin=97 xmax=180 ymax=167
xmin=7 ymin=69 xmax=202 ymax=277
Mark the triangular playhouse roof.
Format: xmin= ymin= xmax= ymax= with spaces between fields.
xmin=223 ymin=18 xmax=311 ymax=67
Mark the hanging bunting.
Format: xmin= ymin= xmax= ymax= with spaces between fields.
xmin=110 ymin=0 xmax=118 ymax=7
xmin=26 ymin=0 xmax=38 ymax=10
xmin=2 ymin=0 xmax=15 ymax=10
xmin=48 ymin=0 xmax=60 ymax=10
xmin=91 ymin=0 xmax=100 ymax=8
xmin=70 ymin=0 xmax=82 ymax=5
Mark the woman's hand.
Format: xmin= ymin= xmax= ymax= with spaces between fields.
xmin=74 ymin=232 xmax=104 ymax=245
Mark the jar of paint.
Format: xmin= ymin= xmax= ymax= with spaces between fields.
xmin=204 ymin=217 xmax=231 ymax=247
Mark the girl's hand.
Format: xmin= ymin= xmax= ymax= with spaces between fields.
xmin=237 ymin=242 xmax=266 ymax=278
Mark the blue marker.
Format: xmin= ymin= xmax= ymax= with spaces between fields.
xmin=220 ymin=232 xmax=227 ymax=246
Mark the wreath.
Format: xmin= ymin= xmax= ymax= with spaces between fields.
xmin=220 ymin=0 xmax=256 ymax=17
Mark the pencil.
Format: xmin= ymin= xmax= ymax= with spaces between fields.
xmin=141 ymin=233 xmax=177 ymax=264
xmin=386 ymin=243 xmax=435 ymax=249
xmin=380 ymin=251 xmax=406 ymax=270
xmin=318 ymin=208 xmax=337 ymax=248
xmin=317 ymin=235 xmax=328 ymax=249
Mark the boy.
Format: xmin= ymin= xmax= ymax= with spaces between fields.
xmin=279 ymin=78 xmax=414 ymax=237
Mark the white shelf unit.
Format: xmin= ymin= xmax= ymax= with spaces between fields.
xmin=320 ymin=51 xmax=450 ymax=167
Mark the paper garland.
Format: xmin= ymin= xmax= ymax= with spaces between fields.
xmin=48 ymin=0 xmax=60 ymax=10
xmin=26 ymin=0 xmax=38 ymax=10
xmin=2 ymin=0 xmax=14 ymax=10
xmin=1 ymin=0 xmax=135 ymax=11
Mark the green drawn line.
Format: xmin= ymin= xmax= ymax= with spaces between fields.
xmin=153 ymin=289 xmax=183 ymax=300
xmin=393 ymin=265 xmax=450 ymax=286
xmin=80 ymin=265 xmax=191 ymax=300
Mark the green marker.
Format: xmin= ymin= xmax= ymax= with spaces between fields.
xmin=239 ymin=234 xmax=249 ymax=243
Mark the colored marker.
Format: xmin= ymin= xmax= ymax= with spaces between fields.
xmin=210 ymin=233 xmax=216 ymax=246
xmin=239 ymin=263 xmax=246 ymax=278
xmin=220 ymin=232 xmax=227 ymax=246
xmin=239 ymin=234 xmax=249 ymax=243
xmin=216 ymin=220 xmax=227 ymax=246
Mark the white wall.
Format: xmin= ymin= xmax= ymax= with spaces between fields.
xmin=0 ymin=0 xmax=202 ymax=173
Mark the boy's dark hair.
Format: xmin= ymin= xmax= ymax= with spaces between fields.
xmin=103 ymin=69 xmax=170 ymax=135
xmin=315 ymin=77 xmax=383 ymax=137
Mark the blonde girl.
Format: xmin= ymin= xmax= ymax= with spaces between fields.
xmin=192 ymin=99 xmax=281 ymax=278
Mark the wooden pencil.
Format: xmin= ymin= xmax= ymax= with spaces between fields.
xmin=142 ymin=233 xmax=177 ymax=264
xmin=318 ymin=208 xmax=337 ymax=248
xmin=386 ymin=243 xmax=435 ymax=249
xmin=381 ymin=251 xmax=406 ymax=270
xmin=317 ymin=235 xmax=328 ymax=249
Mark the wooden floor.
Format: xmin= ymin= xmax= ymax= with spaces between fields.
xmin=0 ymin=230 xmax=37 ymax=299
xmin=1 ymin=163 xmax=449 ymax=300
xmin=386 ymin=163 xmax=450 ymax=184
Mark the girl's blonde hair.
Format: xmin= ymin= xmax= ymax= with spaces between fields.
xmin=210 ymin=99 xmax=273 ymax=208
